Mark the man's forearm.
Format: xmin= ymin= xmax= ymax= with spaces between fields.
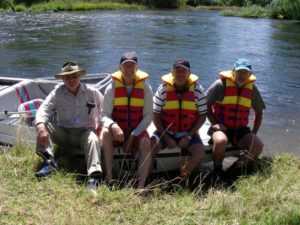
xmin=252 ymin=111 xmax=263 ymax=134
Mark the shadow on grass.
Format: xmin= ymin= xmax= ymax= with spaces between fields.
xmin=35 ymin=146 xmax=89 ymax=184
xmin=36 ymin=147 xmax=274 ymax=195
xmin=146 ymin=156 xmax=274 ymax=195
xmin=191 ymin=156 xmax=274 ymax=194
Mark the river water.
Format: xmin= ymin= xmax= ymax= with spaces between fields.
xmin=0 ymin=11 xmax=299 ymax=157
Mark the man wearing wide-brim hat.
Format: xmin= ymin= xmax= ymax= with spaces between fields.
xmin=35 ymin=61 xmax=104 ymax=190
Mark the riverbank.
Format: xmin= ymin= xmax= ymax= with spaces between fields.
xmin=0 ymin=1 xmax=145 ymax=12
xmin=1 ymin=1 xmax=299 ymax=20
xmin=188 ymin=5 xmax=270 ymax=18
xmin=0 ymin=144 xmax=299 ymax=224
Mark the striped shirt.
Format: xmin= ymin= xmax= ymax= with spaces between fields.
xmin=153 ymin=83 xmax=207 ymax=115
xmin=153 ymin=82 xmax=207 ymax=138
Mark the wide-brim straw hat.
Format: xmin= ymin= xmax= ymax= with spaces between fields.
xmin=55 ymin=61 xmax=86 ymax=79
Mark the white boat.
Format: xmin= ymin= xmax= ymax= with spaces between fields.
xmin=0 ymin=75 xmax=240 ymax=175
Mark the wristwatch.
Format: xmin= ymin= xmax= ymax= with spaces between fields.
xmin=186 ymin=135 xmax=192 ymax=140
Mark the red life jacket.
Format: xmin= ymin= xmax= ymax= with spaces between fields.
xmin=161 ymin=73 xmax=199 ymax=133
xmin=111 ymin=70 xmax=148 ymax=134
xmin=213 ymin=70 xmax=256 ymax=129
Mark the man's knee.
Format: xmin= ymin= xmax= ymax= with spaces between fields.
xmin=81 ymin=131 xmax=100 ymax=149
xmin=213 ymin=135 xmax=228 ymax=147
xmin=150 ymin=137 xmax=161 ymax=154
xmin=101 ymin=127 xmax=113 ymax=141
xmin=139 ymin=137 xmax=152 ymax=154
xmin=86 ymin=131 xmax=99 ymax=142
xmin=253 ymin=136 xmax=264 ymax=155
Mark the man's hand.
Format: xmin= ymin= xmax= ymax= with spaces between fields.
xmin=212 ymin=123 xmax=227 ymax=132
xmin=110 ymin=123 xmax=124 ymax=142
xmin=164 ymin=135 xmax=177 ymax=149
xmin=36 ymin=123 xmax=49 ymax=146
xmin=178 ymin=136 xmax=190 ymax=148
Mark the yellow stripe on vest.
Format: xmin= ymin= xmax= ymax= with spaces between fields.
xmin=164 ymin=100 xmax=197 ymax=110
xmin=182 ymin=101 xmax=197 ymax=110
xmin=114 ymin=97 xmax=128 ymax=106
xmin=218 ymin=96 xmax=251 ymax=108
xmin=130 ymin=98 xmax=144 ymax=107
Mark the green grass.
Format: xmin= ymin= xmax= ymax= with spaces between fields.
xmin=1 ymin=1 xmax=145 ymax=12
xmin=221 ymin=5 xmax=270 ymax=18
xmin=1 ymin=144 xmax=300 ymax=224
xmin=29 ymin=1 xmax=145 ymax=12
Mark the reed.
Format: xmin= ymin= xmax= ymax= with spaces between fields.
xmin=221 ymin=4 xmax=269 ymax=18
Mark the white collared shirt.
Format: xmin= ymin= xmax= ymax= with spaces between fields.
xmin=35 ymin=83 xmax=103 ymax=129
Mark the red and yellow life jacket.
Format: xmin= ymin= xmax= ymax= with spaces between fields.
xmin=111 ymin=70 xmax=148 ymax=134
xmin=213 ymin=70 xmax=256 ymax=129
xmin=161 ymin=73 xmax=199 ymax=132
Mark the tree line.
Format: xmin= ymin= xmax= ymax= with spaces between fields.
xmin=1 ymin=0 xmax=299 ymax=20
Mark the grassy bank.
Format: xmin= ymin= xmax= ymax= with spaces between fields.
xmin=221 ymin=5 xmax=269 ymax=18
xmin=1 ymin=1 xmax=145 ymax=12
xmin=1 ymin=1 xmax=299 ymax=20
xmin=194 ymin=0 xmax=300 ymax=19
xmin=1 ymin=144 xmax=299 ymax=224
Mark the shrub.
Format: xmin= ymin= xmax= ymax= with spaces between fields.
xmin=187 ymin=0 xmax=220 ymax=6
xmin=221 ymin=4 xmax=269 ymax=17
xmin=15 ymin=3 xmax=27 ymax=11
xmin=269 ymin=0 xmax=300 ymax=20
xmin=128 ymin=0 xmax=187 ymax=8
xmin=219 ymin=0 xmax=271 ymax=6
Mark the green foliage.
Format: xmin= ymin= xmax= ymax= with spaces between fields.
xmin=14 ymin=3 xmax=26 ymax=10
xmin=221 ymin=4 xmax=269 ymax=17
xmin=28 ymin=1 xmax=144 ymax=11
xmin=128 ymin=0 xmax=187 ymax=8
xmin=269 ymin=0 xmax=300 ymax=20
xmin=0 ymin=0 xmax=15 ymax=9
xmin=14 ymin=0 xmax=47 ymax=7
xmin=217 ymin=0 xmax=272 ymax=6
xmin=187 ymin=0 xmax=220 ymax=6
xmin=185 ymin=0 xmax=272 ymax=7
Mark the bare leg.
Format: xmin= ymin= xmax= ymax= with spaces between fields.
xmin=236 ymin=133 xmax=264 ymax=166
xmin=137 ymin=137 xmax=153 ymax=189
xmin=101 ymin=127 xmax=114 ymax=183
xmin=183 ymin=143 xmax=205 ymax=176
xmin=212 ymin=131 xmax=228 ymax=167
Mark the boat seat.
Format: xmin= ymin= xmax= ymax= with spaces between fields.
xmin=18 ymin=99 xmax=44 ymax=126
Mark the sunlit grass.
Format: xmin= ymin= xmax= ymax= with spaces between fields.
xmin=29 ymin=1 xmax=145 ymax=12
xmin=1 ymin=144 xmax=299 ymax=224
xmin=221 ymin=5 xmax=269 ymax=18
xmin=0 ymin=1 xmax=145 ymax=13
